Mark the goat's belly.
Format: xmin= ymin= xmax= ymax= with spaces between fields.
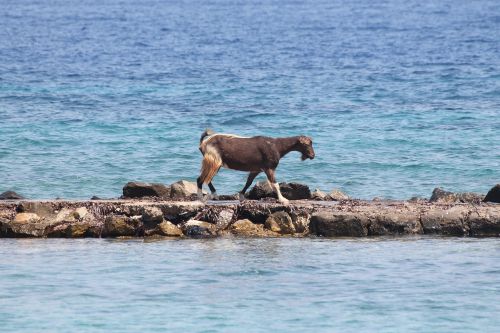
xmin=222 ymin=160 xmax=261 ymax=172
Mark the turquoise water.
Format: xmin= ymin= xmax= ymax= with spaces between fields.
xmin=0 ymin=237 xmax=499 ymax=332
xmin=0 ymin=0 xmax=499 ymax=199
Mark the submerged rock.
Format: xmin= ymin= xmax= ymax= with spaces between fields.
xmin=484 ymin=184 xmax=500 ymax=203
xmin=0 ymin=191 xmax=24 ymax=200
xmin=122 ymin=182 xmax=170 ymax=199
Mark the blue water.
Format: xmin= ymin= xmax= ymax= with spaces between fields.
xmin=1 ymin=0 xmax=499 ymax=199
xmin=0 ymin=237 xmax=498 ymax=332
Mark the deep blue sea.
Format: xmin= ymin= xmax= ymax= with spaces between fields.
xmin=0 ymin=0 xmax=499 ymax=199
xmin=0 ymin=238 xmax=499 ymax=333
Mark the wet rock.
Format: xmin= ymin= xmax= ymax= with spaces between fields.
xmin=310 ymin=212 xmax=369 ymax=237
xmin=279 ymin=183 xmax=311 ymax=200
xmin=122 ymin=181 xmax=170 ymax=199
xmin=152 ymin=221 xmax=183 ymax=237
xmin=102 ymin=215 xmax=140 ymax=237
xmin=328 ymin=189 xmax=349 ymax=201
xmin=169 ymin=180 xmax=200 ymax=200
xmin=421 ymin=206 xmax=470 ymax=236
xmin=484 ymin=184 xmax=500 ymax=203
xmin=429 ymin=188 xmax=483 ymax=204
xmin=182 ymin=219 xmax=217 ymax=238
xmin=265 ymin=211 xmax=295 ymax=234
xmin=369 ymin=210 xmax=422 ymax=235
xmin=230 ymin=219 xmax=277 ymax=237
xmin=469 ymin=207 xmax=500 ymax=236
xmin=0 ymin=191 xmax=24 ymax=200
xmin=311 ymin=189 xmax=327 ymax=201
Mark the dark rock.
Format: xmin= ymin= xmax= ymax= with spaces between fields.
xmin=198 ymin=208 xmax=234 ymax=230
xmin=237 ymin=202 xmax=272 ymax=224
xmin=369 ymin=211 xmax=422 ymax=235
xmin=469 ymin=207 xmax=500 ymax=236
xmin=310 ymin=212 xmax=369 ymax=237
xmin=484 ymin=184 xmax=500 ymax=203
xmin=0 ymin=191 xmax=25 ymax=200
xmin=141 ymin=206 xmax=164 ymax=225
xmin=248 ymin=181 xmax=275 ymax=200
xmin=90 ymin=196 xmax=101 ymax=200
xmin=122 ymin=181 xmax=170 ymax=199
xmin=279 ymin=183 xmax=311 ymax=200
xmin=429 ymin=187 xmax=483 ymax=204
xmin=421 ymin=206 xmax=469 ymax=236
xmin=248 ymin=181 xmax=311 ymax=200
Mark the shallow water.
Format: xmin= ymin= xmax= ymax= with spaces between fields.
xmin=0 ymin=237 xmax=499 ymax=332
xmin=1 ymin=0 xmax=499 ymax=199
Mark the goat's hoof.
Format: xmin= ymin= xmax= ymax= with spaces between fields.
xmin=278 ymin=198 xmax=290 ymax=205
xmin=238 ymin=193 xmax=246 ymax=201
xmin=208 ymin=193 xmax=219 ymax=200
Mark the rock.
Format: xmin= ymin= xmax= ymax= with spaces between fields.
xmin=328 ymin=189 xmax=349 ymax=201
xmin=169 ymin=180 xmax=200 ymax=200
xmin=429 ymin=187 xmax=483 ymax=204
xmin=230 ymin=219 xmax=277 ymax=237
xmin=0 ymin=191 xmax=24 ymax=200
xmin=237 ymin=202 xmax=272 ymax=224
xmin=421 ymin=206 xmax=470 ymax=236
xmin=369 ymin=211 xmax=422 ymax=235
xmin=248 ymin=181 xmax=311 ymax=200
xmin=290 ymin=212 xmax=310 ymax=233
xmin=265 ymin=211 xmax=295 ymax=234
xmin=141 ymin=206 xmax=164 ymax=225
xmin=311 ymin=189 xmax=327 ymax=201
xmin=154 ymin=221 xmax=183 ymax=237
xmin=484 ymin=184 xmax=500 ymax=203
xmin=1 ymin=213 xmax=51 ymax=237
xmin=309 ymin=212 xmax=369 ymax=237
xmin=197 ymin=208 xmax=235 ymax=230
xmin=102 ymin=215 xmax=140 ymax=237
xmin=248 ymin=181 xmax=275 ymax=200
xmin=13 ymin=213 xmax=40 ymax=224
xmin=73 ymin=207 xmax=88 ymax=220
xmin=16 ymin=202 xmax=55 ymax=217
xmin=182 ymin=219 xmax=217 ymax=238
xmin=90 ymin=196 xmax=101 ymax=200
xmin=468 ymin=207 xmax=500 ymax=236
xmin=66 ymin=224 xmax=99 ymax=238
xmin=279 ymin=183 xmax=311 ymax=200
xmin=122 ymin=181 xmax=170 ymax=199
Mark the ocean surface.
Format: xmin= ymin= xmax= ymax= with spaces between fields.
xmin=0 ymin=237 xmax=498 ymax=332
xmin=1 ymin=0 xmax=499 ymax=200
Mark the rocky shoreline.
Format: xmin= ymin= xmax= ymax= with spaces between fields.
xmin=1 ymin=198 xmax=499 ymax=238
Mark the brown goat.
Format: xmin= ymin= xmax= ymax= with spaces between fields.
xmin=196 ymin=130 xmax=315 ymax=204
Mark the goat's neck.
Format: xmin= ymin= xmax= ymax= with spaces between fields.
xmin=275 ymin=137 xmax=299 ymax=158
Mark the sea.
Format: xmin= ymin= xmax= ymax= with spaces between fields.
xmin=0 ymin=0 xmax=499 ymax=200
xmin=1 ymin=1 xmax=499 ymax=332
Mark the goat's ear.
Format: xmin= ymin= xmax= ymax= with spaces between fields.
xmin=299 ymin=136 xmax=312 ymax=144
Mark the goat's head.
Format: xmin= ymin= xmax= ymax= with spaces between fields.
xmin=297 ymin=136 xmax=315 ymax=160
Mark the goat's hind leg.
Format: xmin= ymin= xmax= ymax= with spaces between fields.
xmin=239 ymin=172 xmax=259 ymax=201
xmin=208 ymin=182 xmax=218 ymax=200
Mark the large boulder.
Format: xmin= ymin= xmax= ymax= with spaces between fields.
xmin=102 ymin=215 xmax=141 ymax=237
xmin=484 ymin=184 xmax=500 ymax=203
xmin=0 ymin=191 xmax=25 ymax=200
xmin=150 ymin=221 xmax=183 ymax=237
xmin=309 ymin=212 xmax=369 ymax=237
xmin=248 ymin=181 xmax=311 ymax=200
xmin=0 ymin=212 xmax=52 ymax=237
xmin=429 ymin=188 xmax=483 ymax=204
xmin=122 ymin=182 xmax=170 ymax=199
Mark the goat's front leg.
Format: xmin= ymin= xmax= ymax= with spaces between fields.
xmin=239 ymin=172 xmax=259 ymax=201
xmin=264 ymin=169 xmax=289 ymax=205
